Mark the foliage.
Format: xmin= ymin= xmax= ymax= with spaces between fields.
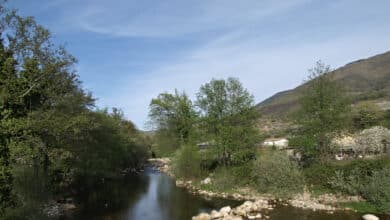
xmin=251 ymin=150 xmax=304 ymax=197
xmin=0 ymin=40 xmax=16 ymax=213
xmin=207 ymin=166 xmax=238 ymax=192
xmin=295 ymin=61 xmax=350 ymax=163
xmin=383 ymin=110 xmax=390 ymax=129
xmin=328 ymin=168 xmax=367 ymax=195
xmin=339 ymin=201 xmax=378 ymax=214
xmin=362 ymin=165 xmax=390 ymax=213
xmin=196 ymin=78 xmax=259 ymax=166
xmin=0 ymin=6 xmax=148 ymax=217
xmin=149 ymin=90 xmax=198 ymax=155
xmin=172 ymin=145 xmax=202 ymax=179
xmin=352 ymin=102 xmax=383 ymax=130
xmin=303 ymin=163 xmax=336 ymax=189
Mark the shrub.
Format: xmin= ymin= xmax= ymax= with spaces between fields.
xmin=251 ymin=150 xmax=304 ymax=197
xmin=324 ymin=156 xmax=390 ymax=195
xmin=328 ymin=168 xmax=367 ymax=195
xmin=351 ymin=102 xmax=383 ymax=130
xmin=209 ymin=167 xmax=238 ymax=192
xmin=303 ymin=163 xmax=336 ymax=188
xmin=362 ymin=165 xmax=390 ymax=213
xmin=172 ymin=145 xmax=202 ymax=179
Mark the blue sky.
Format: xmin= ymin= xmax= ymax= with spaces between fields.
xmin=8 ymin=0 xmax=390 ymax=129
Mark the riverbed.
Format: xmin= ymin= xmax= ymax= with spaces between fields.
xmin=70 ymin=167 xmax=389 ymax=220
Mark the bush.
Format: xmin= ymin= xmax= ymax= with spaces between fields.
xmin=328 ymin=168 xmax=367 ymax=195
xmin=351 ymin=102 xmax=383 ymax=130
xmin=315 ymin=156 xmax=390 ymax=195
xmin=172 ymin=145 xmax=202 ymax=179
xmin=251 ymin=150 xmax=304 ymax=197
xmin=209 ymin=167 xmax=238 ymax=192
xmin=303 ymin=163 xmax=336 ymax=188
xmin=362 ymin=165 xmax=390 ymax=213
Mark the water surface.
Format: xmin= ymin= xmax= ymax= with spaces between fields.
xmin=71 ymin=168 xmax=390 ymax=220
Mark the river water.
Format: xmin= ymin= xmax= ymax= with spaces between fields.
xmin=71 ymin=167 xmax=389 ymax=220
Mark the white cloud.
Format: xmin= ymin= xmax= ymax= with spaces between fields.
xmin=110 ymin=27 xmax=390 ymax=129
xmin=70 ymin=0 xmax=309 ymax=37
xmin=49 ymin=0 xmax=390 ymax=128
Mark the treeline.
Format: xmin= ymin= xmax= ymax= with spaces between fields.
xmin=0 ymin=6 xmax=147 ymax=218
xmin=149 ymin=62 xmax=390 ymax=214
xmin=148 ymin=78 xmax=260 ymax=166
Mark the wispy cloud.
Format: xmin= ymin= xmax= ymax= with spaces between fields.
xmin=10 ymin=0 xmax=390 ymax=128
xmin=70 ymin=0 xmax=309 ymax=37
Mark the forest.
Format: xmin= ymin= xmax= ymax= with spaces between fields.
xmin=0 ymin=6 xmax=148 ymax=219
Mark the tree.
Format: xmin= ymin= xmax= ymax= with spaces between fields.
xmin=352 ymin=102 xmax=383 ymax=130
xmin=196 ymin=78 xmax=259 ymax=165
xmin=295 ymin=61 xmax=350 ymax=163
xmin=0 ymin=7 xmax=148 ymax=217
xmin=0 ymin=39 xmax=17 ymax=213
xmin=149 ymin=90 xmax=197 ymax=142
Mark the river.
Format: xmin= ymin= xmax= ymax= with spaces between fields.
xmin=70 ymin=167 xmax=389 ymax=220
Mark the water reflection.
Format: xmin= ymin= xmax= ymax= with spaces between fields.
xmin=72 ymin=168 xmax=390 ymax=220
xmin=73 ymin=167 xmax=239 ymax=220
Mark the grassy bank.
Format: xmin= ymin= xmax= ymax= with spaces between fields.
xmin=169 ymin=146 xmax=390 ymax=214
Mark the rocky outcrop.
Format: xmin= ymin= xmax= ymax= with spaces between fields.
xmin=355 ymin=126 xmax=390 ymax=154
xmin=193 ymin=200 xmax=273 ymax=220
xmin=333 ymin=126 xmax=390 ymax=156
xmin=148 ymin=158 xmax=171 ymax=174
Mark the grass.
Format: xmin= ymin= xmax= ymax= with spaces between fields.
xmin=339 ymin=201 xmax=378 ymax=213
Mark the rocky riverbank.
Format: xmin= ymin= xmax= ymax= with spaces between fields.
xmin=148 ymin=158 xmax=372 ymax=219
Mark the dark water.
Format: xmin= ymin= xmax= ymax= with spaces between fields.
xmin=71 ymin=168 xmax=389 ymax=220
xmin=72 ymin=167 xmax=240 ymax=220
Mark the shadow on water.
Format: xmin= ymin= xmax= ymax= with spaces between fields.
xmin=70 ymin=167 xmax=390 ymax=220
xmin=72 ymin=167 xmax=240 ymax=220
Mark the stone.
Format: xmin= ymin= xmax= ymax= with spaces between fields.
xmin=201 ymin=177 xmax=212 ymax=185
xmin=192 ymin=213 xmax=211 ymax=220
xmin=220 ymin=206 xmax=232 ymax=215
xmin=247 ymin=213 xmax=262 ymax=219
xmin=233 ymin=207 xmax=246 ymax=216
xmin=224 ymin=216 xmax=243 ymax=220
xmin=210 ymin=210 xmax=223 ymax=219
xmin=362 ymin=214 xmax=379 ymax=220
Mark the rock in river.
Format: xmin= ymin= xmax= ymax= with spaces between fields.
xmin=362 ymin=214 xmax=379 ymax=220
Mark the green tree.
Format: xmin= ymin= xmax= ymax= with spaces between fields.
xmin=196 ymin=78 xmax=259 ymax=165
xmin=295 ymin=61 xmax=350 ymax=163
xmin=352 ymin=102 xmax=383 ymax=130
xmin=0 ymin=7 xmax=148 ymax=217
xmin=149 ymin=90 xmax=197 ymax=155
xmin=0 ymin=39 xmax=17 ymax=213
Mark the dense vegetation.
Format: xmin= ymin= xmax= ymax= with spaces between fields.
xmin=149 ymin=61 xmax=390 ymax=214
xmin=0 ymin=6 xmax=148 ymax=218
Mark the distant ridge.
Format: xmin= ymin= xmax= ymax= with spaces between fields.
xmin=256 ymin=51 xmax=390 ymax=116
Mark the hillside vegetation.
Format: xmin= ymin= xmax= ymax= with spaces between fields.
xmin=257 ymin=51 xmax=390 ymax=116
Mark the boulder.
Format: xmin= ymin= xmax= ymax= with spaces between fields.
xmin=247 ymin=213 xmax=262 ymax=219
xmin=233 ymin=207 xmax=246 ymax=216
xmin=210 ymin=210 xmax=223 ymax=219
xmin=362 ymin=214 xmax=379 ymax=220
xmin=192 ymin=213 xmax=211 ymax=220
xmin=224 ymin=216 xmax=243 ymax=220
xmin=201 ymin=177 xmax=212 ymax=185
xmin=220 ymin=206 xmax=232 ymax=215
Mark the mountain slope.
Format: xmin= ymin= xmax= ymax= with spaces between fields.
xmin=256 ymin=51 xmax=390 ymax=116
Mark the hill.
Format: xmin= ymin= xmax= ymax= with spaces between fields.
xmin=256 ymin=51 xmax=390 ymax=117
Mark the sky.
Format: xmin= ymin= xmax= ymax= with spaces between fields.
xmin=8 ymin=0 xmax=390 ymax=129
